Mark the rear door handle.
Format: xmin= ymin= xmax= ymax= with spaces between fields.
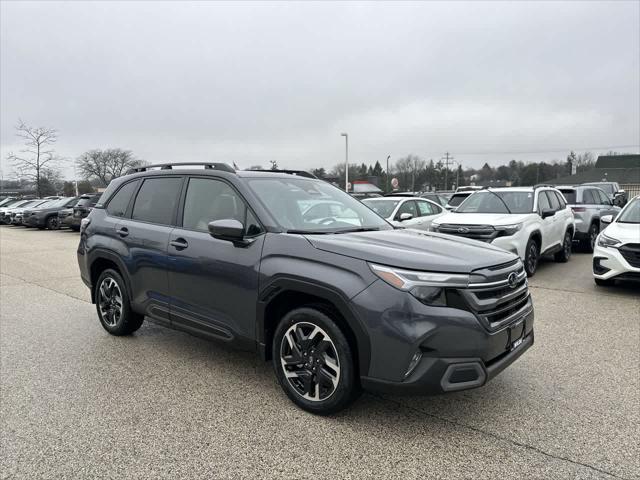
xmin=116 ymin=227 xmax=129 ymax=237
xmin=170 ymin=238 xmax=189 ymax=250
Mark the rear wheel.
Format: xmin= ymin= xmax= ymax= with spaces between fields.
xmin=524 ymin=238 xmax=539 ymax=277
xmin=554 ymin=231 xmax=572 ymax=263
xmin=46 ymin=216 xmax=60 ymax=230
xmin=272 ymin=307 xmax=359 ymax=415
xmin=95 ymin=269 xmax=144 ymax=335
xmin=583 ymin=223 xmax=599 ymax=253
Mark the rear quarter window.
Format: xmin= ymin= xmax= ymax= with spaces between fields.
xmin=106 ymin=181 xmax=139 ymax=217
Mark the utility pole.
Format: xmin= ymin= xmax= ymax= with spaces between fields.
xmin=340 ymin=133 xmax=349 ymax=192
xmin=386 ymin=155 xmax=391 ymax=193
xmin=441 ymin=152 xmax=454 ymax=190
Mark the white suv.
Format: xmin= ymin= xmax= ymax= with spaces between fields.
xmin=430 ymin=187 xmax=575 ymax=276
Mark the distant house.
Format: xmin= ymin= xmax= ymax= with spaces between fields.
xmin=548 ymin=154 xmax=640 ymax=197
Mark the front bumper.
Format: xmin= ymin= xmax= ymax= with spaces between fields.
xmin=351 ymin=279 xmax=534 ymax=395
xmin=362 ymin=330 xmax=534 ymax=394
xmin=25 ymin=215 xmax=45 ymax=227
xmin=593 ymin=243 xmax=640 ymax=280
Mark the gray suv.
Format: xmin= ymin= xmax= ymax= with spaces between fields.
xmin=77 ymin=163 xmax=534 ymax=414
xmin=557 ymin=185 xmax=620 ymax=252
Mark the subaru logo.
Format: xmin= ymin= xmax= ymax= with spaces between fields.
xmin=457 ymin=227 xmax=469 ymax=234
xmin=507 ymin=272 xmax=518 ymax=288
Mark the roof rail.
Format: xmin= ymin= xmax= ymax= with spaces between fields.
xmin=533 ymin=183 xmax=555 ymax=189
xmin=247 ymin=169 xmax=317 ymax=179
xmin=126 ymin=162 xmax=236 ymax=175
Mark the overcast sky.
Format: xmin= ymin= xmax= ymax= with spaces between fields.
xmin=1 ymin=1 xmax=639 ymax=178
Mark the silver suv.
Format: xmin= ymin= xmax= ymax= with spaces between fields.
xmin=557 ymin=185 xmax=620 ymax=252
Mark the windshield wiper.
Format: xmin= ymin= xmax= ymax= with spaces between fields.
xmin=334 ymin=227 xmax=381 ymax=234
xmin=484 ymin=189 xmax=512 ymax=214
xmin=286 ymin=229 xmax=333 ymax=235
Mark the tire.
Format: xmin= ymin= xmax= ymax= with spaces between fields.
xmin=94 ymin=268 xmax=144 ymax=336
xmin=582 ymin=223 xmax=599 ymax=253
xmin=46 ymin=215 xmax=59 ymax=230
xmin=524 ymin=238 xmax=539 ymax=277
xmin=554 ymin=231 xmax=572 ymax=263
xmin=594 ymin=277 xmax=615 ymax=287
xmin=272 ymin=307 xmax=359 ymax=415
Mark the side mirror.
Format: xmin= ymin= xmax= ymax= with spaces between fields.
xmin=208 ymin=219 xmax=244 ymax=241
xmin=541 ymin=208 xmax=555 ymax=219
xmin=600 ymin=214 xmax=613 ymax=225
xmin=399 ymin=212 xmax=413 ymax=221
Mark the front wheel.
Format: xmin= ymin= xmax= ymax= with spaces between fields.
xmin=524 ymin=238 xmax=539 ymax=277
xmin=272 ymin=307 xmax=359 ymax=415
xmin=554 ymin=231 xmax=572 ymax=263
xmin=95 ymin=269 xmax=144 ymax=335
xmin=46 ymin=216 xmax=59 ymax=230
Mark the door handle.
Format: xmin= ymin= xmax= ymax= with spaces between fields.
xmin=170 ymin=238 xmax=189 ymax=250
xmin=116 ymin=227 xmax=129 ymax=237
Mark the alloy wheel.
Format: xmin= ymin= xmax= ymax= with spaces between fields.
xmin=97 ymin=277 xmax=123 ymax=327
xmin=280 ymin=322 xmax=340 ymax=402
xmin=48 ymin=217 xmax=59 ymax=230
xmin=527 ymin=243 xmax=538 ymax=274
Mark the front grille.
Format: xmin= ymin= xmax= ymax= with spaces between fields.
xmin=436 ymin=224 xmax=497 ymax=242
xmin=619 ymin=244 xmax=640 ymax=268
xmin=458 ymin=262 xmax=531 ymax=331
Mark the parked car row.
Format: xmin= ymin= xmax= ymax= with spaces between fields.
xmin=0 ymin=194 xmax=101 ymax=229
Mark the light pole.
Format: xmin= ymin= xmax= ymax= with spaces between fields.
xmin=386 ymin=155 xmax=391 ymax=193
xmin=340 ymin=133 xmax=348 ymax=192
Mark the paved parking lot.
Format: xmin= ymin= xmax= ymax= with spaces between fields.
xmin=1 ymin=226 xmax=638 ymax=479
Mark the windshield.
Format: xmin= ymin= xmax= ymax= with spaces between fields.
xmin=587 ymin=183 xmax=614 ymax=194
xmin=456 ymin=191 xmax=534 ymax=214
xmin=362 ymin=199 xmax=400 ymax=218
xmin=617 ymin=198 xmax=640 ymax=223
xmin=447 ymin=193 xmax=470 ymax=207
xmin=0 ymin=198 xmax=17 ymax=207
xmin=246 ymin=177 xmax=392 ymax=233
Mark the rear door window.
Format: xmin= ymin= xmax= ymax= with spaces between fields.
xmin=416 ymin=200 xmax=440 ymax=216
xmin=106 ymin=181 xmax=139 ymax=217
xmin=596 ymin=189 xmax=610 ymax=205
xmin=131 ymin=177 xmax=183 ymax=225
xmin=554 ymin=191 xmax=566 ymax=209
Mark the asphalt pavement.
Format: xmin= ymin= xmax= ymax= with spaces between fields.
xmin=1 ymin=226 xmax=638 ymax=479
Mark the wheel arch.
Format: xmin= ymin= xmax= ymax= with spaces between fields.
xmin=257 ymin=277 xmax=371 ymax=377
xmin=87 ymin=249 xmax=132 ymax=304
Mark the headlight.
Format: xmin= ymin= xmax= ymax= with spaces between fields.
xmin=369 ymin=263 xmax=470 ymax=306
xmin=429 ymin=223 xmax=440 ymax=232
xmin=597 ymin=233 xmax=621 ymax=248
xmin=496 ymin=223 xmax=522 ymax=236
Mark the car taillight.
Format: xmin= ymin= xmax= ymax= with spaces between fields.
xmin=80 ymin=217 xmax=91 ymax=233
xmin=571 ymin=207 xmax=586 ymax=213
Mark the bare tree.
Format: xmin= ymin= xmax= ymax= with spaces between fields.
xmin=76 ymin=149 xmax=145 ymax=186
xmin=6 ymin=120 xmax=61 ymax=197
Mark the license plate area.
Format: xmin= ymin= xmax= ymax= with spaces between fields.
xmin=507 ymin=318 xmax=525 ymax=351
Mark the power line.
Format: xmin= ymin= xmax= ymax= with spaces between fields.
xmin=450 ymin=144 xmax=640 ymax=156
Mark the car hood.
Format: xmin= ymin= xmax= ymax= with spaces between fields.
xmin=433 ymin=212 xmax=532 ymax=226
xmin=305 ymin=229 xmax=516 ymax=273
xmin=605 ymin=222 xmax=640 ymax=243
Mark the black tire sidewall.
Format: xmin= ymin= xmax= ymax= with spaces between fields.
xmin=555 ymin=231 xmax=572 ymax=262
xmin=524 ymin=238 xmax=539 ymax=277
xmin=272 ymin=307 xmax=356 ymax=415
xmin=95 ymin=269 xmax=142 ymax=335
